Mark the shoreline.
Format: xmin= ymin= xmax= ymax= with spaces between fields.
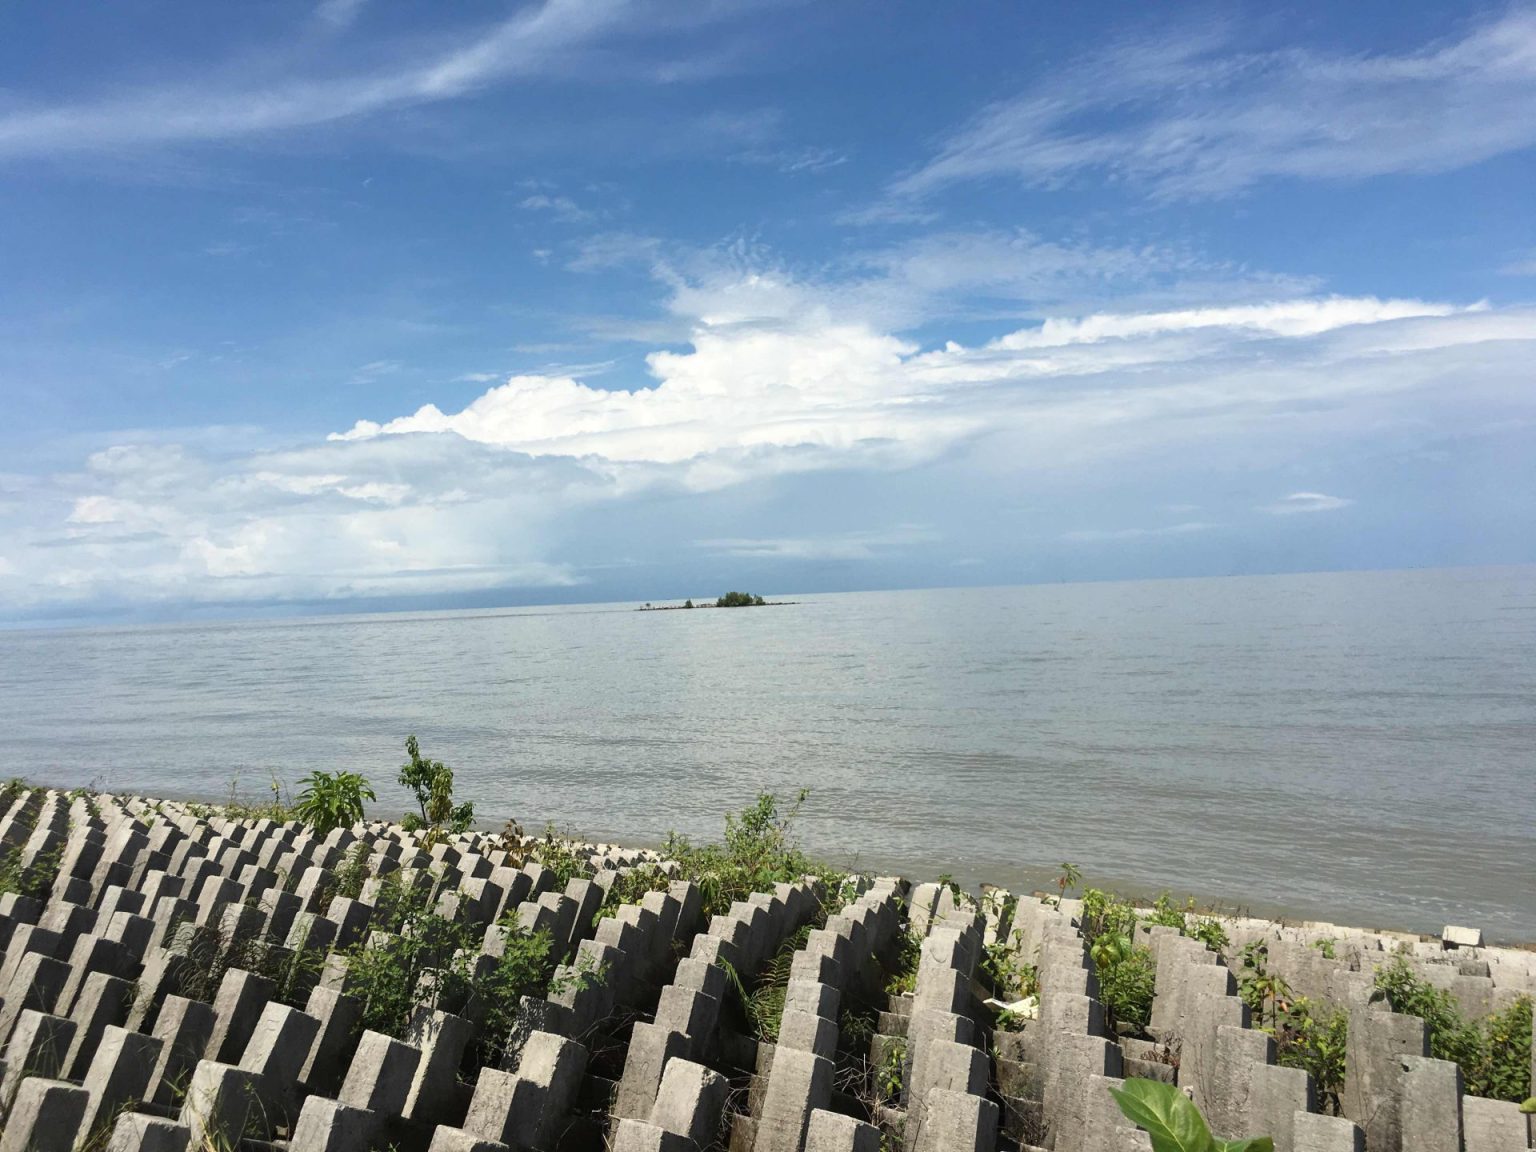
xmin=48 ymin=775 xmax=1536 ymax=951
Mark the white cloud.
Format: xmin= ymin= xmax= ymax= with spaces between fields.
xmin=1260 ymin=492 xmax=1354 ymax=515
xmin=330 ymin=293 xmax=1502 ymax=477
xmin=6 ymin=259 xmax=1534 ymax=614
xmin=885 ymin=9 xmax=1536 ymax=201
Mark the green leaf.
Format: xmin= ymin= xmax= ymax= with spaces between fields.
xmin=1519 ymin=1097 xmax=1536 ymax=1114
xmin=1107 ymin=1079 xmax=1217 ymax=1152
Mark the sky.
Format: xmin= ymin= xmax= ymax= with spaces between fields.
xmin=2 ymin=0 xmax=1535 ymax=624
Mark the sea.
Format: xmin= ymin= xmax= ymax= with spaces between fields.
xmin=3 ymin=566 xmax=1533 ymax=941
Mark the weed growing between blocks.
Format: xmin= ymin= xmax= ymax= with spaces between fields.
xmin=1371 ymin=954 xmax=1532 ymax=1103
xmin=1235 ymin=942 xmax=1349 ymax=1113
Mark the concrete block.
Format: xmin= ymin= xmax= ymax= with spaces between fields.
xmin=912 ymin=1087 xmax=999 ymax=1152
xmin=1079 ymin=1075 xmax=1153 ymax=1152
xmin=300 ymin=986 xmax=364 ymax=1097
xmin=1341 ymin=1008 xmax=1426 ymax=1152
xmin=238 ymin=1001 xmax=322 ymax=1121
xmin=1 ymin=1010 xmax=76 ymax=1100
xmin=752 ymin=1047 xmax=833 ymax=1152
xmin=427 ymin=1127 xmax=512 ymax=1152
xmin=104 ymin=1113 xmax=192 ymax=1152
xmin=338 ymin=1030 xmax=422 ymax=1115
xmin=64 ymin=970 xmax=135 ymax=1078
xmin=79 ymin=1025 xmax=165 ymax=1142
xmin=1441 ymin=925 xmax=1483 ymax=949
xmin=403 ymin=1009 xmax=474 ymax=1124
xmin=615 ymin=1024 xmax=689 ymax=1121
xmin=1460 ymin=1095 xmax=1530 ymax=1150
xmin=504 ymin=1028 xmax=587 ymax=1149
xmin=1292 ymin=1112 xmax=1364 ymax=1152
xmin=784 ymin=978 xmax=839 ymax=1020
xmin=177 ymin=1060 xmax=267 ymax=1145
xmin=206 ymin=967 xmax=278 ymax=1064
xmin=147 ymin=995 xmax=216 ymax=1106
xmin=1398 ymin=1055 xmax=1462 ymax=1152
xmin=806 ymin=1109 xmax=882 ymax=1152
xmin=650 ymin=1057 xmax=729 ymax=1147
xmin=0 ymin=1077 xmax=89 ymax=1152
xmin=612 ymin=1118 xmax=692 ymax=1152
xmin=1041 ymin=1032 xmax=1121 ymax=1152
xmin=1248 ymin=1062 xmax=1314 ymax=1152
xmin=777 ymin=1008 xmax=838 ymax=1058
xmin=0 ymin=953 xmax=70 ymax=1047
xmin=1204 ymin=1023 xmax=1273 ymax=1140
xmin=463 ymin=1067 xmax=547 ymax=1148
xmin=289 ymin=1095 xmax=383 ymax=1152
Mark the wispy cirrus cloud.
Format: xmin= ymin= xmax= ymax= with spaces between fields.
xmin=884 ymin=8 xmax=1536 ymax=202
xmin=0 ymin=0 xmax=749 ymax=161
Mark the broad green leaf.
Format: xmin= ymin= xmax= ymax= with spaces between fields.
xmin=1221 ymin=1140 xmax=1275 ymax=1151
xmin=1519 ymin=1097 xmax=1536 ymax=1114
xmin=1107 ymin=1078 xmax=1216 ymax=1152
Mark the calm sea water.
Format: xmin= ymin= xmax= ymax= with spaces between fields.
xmin=3 ymin=567 xmax=1533 ymax=940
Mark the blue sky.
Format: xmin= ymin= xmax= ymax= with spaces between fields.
xmin=3 ymin=1 xmax=1534 ymax=623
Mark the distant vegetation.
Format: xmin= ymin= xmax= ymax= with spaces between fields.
xmin=638 ymin=590 xmax=789 ymax=610
xmin=716 ymin=590 xmax=767 ymax=607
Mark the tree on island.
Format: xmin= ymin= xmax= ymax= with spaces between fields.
xmin=717 ymin=591 xmax=767 ymax=607
xmin=684 ymin=599 xmax=694 ymax=608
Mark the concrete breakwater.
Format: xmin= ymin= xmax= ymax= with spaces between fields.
xmin=0 ymin=785 xmax=1531 ymax=1152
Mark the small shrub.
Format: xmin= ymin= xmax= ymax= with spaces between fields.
xmin=1237 ymin=942 xmax=1346 ymax=1112
xmin=1054 ymin=862 xmax=1082 ymax=906
xmin=884 ymin=929 xmax=922 ymax=996
xmin=1149 ymin=892 xmax=1228 ymax=951
xmin=1373 ymin=957 xmax=1532 ymax=1102
xmin=344 ymin=868 xmax=580 ymax=1071
xmin=981 ymin=940 xmax=1038 ymax=1001
xmin=529 ymin=824 xmax=590 ymax=889
xmin=1097 ymin=939 xmax=1157 ymax=1033
xmin=1079 ymin=886 xmax=1154 ymax=1033
xmin=876 ymin=1040 xmax=906 ymax=1105
xmin=335 ymin=842 xmax=372 ymax=900
xmin=398 ymin=736 xmax=474 ymax=841
xmin=661 ymin=790 xmax=845 ymax=921
xmin=593 ymin=863 xmax=670 ymax=924
xmin=294 ymin=770 xmax=376 ymax=836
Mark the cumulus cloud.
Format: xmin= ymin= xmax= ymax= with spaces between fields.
xmin=330 ymin=293 xmax=1502 ymax=478
xmin=1260 ymin=492 xmax=1354 ymax=515
xmin=4 ymin=266 xmax=1533 ymax=614
xmin=885 ymin=8 xmax=1536 ymax=202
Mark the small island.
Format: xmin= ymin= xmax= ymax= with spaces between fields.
xmin=637 ymin=591 xmax=794 ymax=610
